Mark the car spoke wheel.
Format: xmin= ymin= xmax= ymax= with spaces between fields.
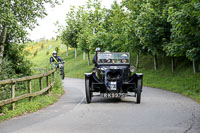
xmin=85 ymin=78 xmax=92 ymax=103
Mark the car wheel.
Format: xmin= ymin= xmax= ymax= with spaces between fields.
xmin=85 ymin=78 xmax=92 ymax=103
xmin=136 ymin=91 xmax=141 ymax=104
xmin=136 ymin=79 xmax=142 ymax=104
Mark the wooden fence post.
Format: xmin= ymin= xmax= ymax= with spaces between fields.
xmin=11 ymin=82 xmax=15 ymax=110
xmin=28 ymin=80 xmax=32 ymax=102
xmin=0 ymin=70 xmax=56 ymax=110
xmin=39 ymin=77 xmax=43 ymax=90
xmin=46 ymin=76 xmax=50 ymax=94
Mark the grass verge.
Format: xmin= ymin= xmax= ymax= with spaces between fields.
xmin=0 ymin=66 xmax=64 ymax=122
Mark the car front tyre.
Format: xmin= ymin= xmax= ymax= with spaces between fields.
xmin=136 ymin=91 xmax=141 ymax=104
xmin=85 ymin=78 xmax=92 ymax=103
xmin=136 ymin=79 xmax=142 ymax=104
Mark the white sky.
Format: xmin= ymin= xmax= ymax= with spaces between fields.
xmin=28 ymin=0 xmax=121 ymax=41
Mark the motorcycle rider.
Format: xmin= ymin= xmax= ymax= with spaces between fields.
xmin=50 ymin=51 xmax=63 ymax=65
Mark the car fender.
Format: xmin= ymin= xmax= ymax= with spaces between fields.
xmin=85 ymin=73 xmax=93 ymax=79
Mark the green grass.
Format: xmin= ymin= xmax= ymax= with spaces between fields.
xmin=28 ymin=39 xmax=67 ymax=68
xmin=0 ymin=71 xmax=64 ymax=122
xmin=134 ymin=54 xmax=200 ymax=103
xmin=61 ymin=49 xmax=94 ymax=78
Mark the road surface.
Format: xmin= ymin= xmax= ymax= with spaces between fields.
xmin=0 ymin=78 xmax=200 ymax=133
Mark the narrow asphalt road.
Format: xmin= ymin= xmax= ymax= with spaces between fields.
xmin=0 ymin=78 xmax=200 ymax=133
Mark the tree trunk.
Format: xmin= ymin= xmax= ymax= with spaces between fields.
xmin=0 ymin=25 xmax=8 ymax=71
xmin=66 ymin=45 xmax=68 ymax=56
xmin=83 ymin=52 xmax=85 ymax=60
xmin=193 ymin=59 xmax=199 ymax=74
xmin=171 ymin=56 xmax=175 ymax=73
xmin=154 ymin=54 xmax=158 ymax=70
xmin=136 ymin=53 xmax=139 ymax=69
xmin=87 ymin=52 xmax=90 ymax=66
xmin=75 ymin=48 xmax=77 ymax=58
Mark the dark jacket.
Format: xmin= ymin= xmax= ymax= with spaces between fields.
xmin=92 ymin=54 xmax=98 ymax=67
xmin=50 ymin=56 xmax=63 ymax=63
xmin=92 ymin=54 xmax=97 ymax=64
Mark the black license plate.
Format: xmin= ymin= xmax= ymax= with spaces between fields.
xmin=102 ymin=93 xmax=125 ymax=98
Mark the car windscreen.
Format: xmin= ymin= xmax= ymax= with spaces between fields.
xmin=97 ymin=52 xmax=130 ymax=64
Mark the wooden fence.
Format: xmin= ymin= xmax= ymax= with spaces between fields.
xmin=0 ymin=69 xmax=56 ymax=110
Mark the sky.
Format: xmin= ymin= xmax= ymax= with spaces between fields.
xmin=28 ymin=0 xmax=121 ymax=41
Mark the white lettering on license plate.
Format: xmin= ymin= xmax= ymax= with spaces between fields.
xmin=103 ymin=93 xmax=125 ymax=98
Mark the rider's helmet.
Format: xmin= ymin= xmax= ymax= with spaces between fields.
xmin=95 ymin=47 xmax=101 ymax=52
xmin=52 ymin=51 xmax=57 ymax=57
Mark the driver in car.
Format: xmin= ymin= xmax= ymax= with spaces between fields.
xmin=104 ymin=51 xmax=114 ymax=63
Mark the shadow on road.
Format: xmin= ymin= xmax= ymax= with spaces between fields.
xmin=83 ymin=97 xmax=137 ymax=104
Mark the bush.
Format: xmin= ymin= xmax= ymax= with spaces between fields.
xmin=46 ymin=51 xmax=50 ymax=55
xmin=55 ymin=47 xmax=60 ymax=54
xmin=4 ymin=43 xmax=32 ymax=78
xmin=34 ymin=50 xmax=38 ymax=56
xmin=40 ymin=42 xmax=44 ymax=49
xmin=0 ymin=57 xmax=16 ymax=80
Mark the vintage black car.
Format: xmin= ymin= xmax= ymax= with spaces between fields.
xmin=85 ymin=52 xmax=143 ymax=104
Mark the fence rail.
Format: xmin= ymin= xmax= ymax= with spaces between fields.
xmin=0 ymin=69 xmax=56 ymax=110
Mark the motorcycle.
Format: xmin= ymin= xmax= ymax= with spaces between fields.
xmin=52 ymin=61 xmax=65 ymax=80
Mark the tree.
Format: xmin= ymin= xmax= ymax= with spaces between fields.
xmin=77 ymin=0 xmax=106 ymax=65
xmin=122 ymin=0 xmax=147 ymax=68
xmin=167 ymin=0 xmax=200 ymax=74
xmin=134 ymin=1 xmax=169 ymax=70
xmin=0 ymin=0 xmax=61 ymax=71
xmin=63 ymin=6 xmax=85 ymax=58
xmin=60 ymin=29 xmax=70 ymax=56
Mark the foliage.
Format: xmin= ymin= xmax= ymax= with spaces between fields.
xmin=60 ymin=0 xmax=199 ymax=73
xmin=166 ymin=1 xmax=200 ymax=61
xmin=0 ymin=57 xmax=16 ymax=80
xmin=34 ymin=50 xmax=38 ymax=57
xmin=0 ymin=0 xmax=62 ymax=43
xmin=0 ymin=0 xmax=62 ymax=79
xmin=4 ymin=43 xmax=32 ymax=77
xmin=55 ymin=46 xmax=60 ymax=54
